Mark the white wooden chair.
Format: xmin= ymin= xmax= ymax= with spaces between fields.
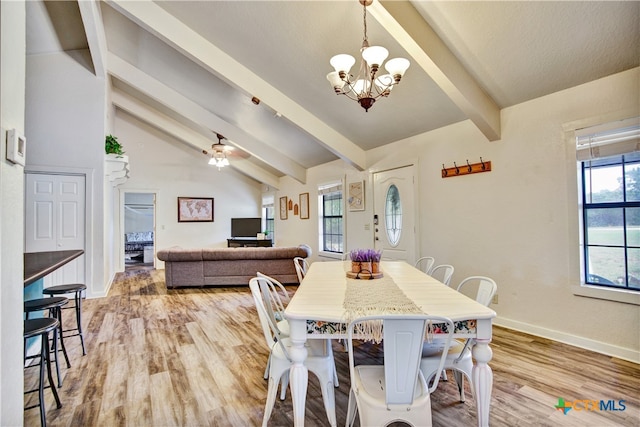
xmin=429 ymin=264 xmax=455 ymax=286
xmin=420 ymin=276 xmax=497 ymax=402
xmin=414 ymin=256 xmax=436 ymax=274
xmin=292 ymin=256 xmax=309 ymax=283
xmin=345 ymin=315 xmax=454 ymax=427
xmin=255 ymin=273 xmax=290 ymax=380
xmin=249 ymin=278 xmax=337 ymax=427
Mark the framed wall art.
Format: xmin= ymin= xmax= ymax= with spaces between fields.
xmin=299 ymin=192 xmax=309 ymax=219
xmin=177 ymin=197 xmax=214 ymax=222
xmin=279 ymin=196 xmax=288 ymax=220
xmin=347 ymin=181 xmax=365 ymax=211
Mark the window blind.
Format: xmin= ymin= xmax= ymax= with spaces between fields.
xmin=576 ymin=117 xmax=640 ymax=160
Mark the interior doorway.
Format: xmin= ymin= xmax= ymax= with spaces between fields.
xmin=123 ymin=192 xmax=156 ymax=270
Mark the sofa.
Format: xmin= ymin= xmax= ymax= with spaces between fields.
xmin=156 ymin=245 xmax=311 ymax=288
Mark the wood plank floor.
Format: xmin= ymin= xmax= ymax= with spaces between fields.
xmin=25 ymin=267 xmax=640 ymax=426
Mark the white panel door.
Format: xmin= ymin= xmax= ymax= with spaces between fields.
xmin=25 ymin=173 xmax=85 ymax=284
xmin=373 ymin=166 xmax=416 ymax=263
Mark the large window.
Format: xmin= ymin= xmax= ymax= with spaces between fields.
xmin=578 ymin=119 xmax=640 ymax=291
xmin=319 ymin=183 xmax=343 ymax=254
xmin=263 ymin=205 xmax=274 ymax=239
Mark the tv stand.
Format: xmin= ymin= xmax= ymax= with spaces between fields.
xmin=227 ymin=238 xmax=272 ymax=248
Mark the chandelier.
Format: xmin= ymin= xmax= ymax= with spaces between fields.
xmin=326 ymin=0 xmax=410 ymax=112
xmin=206 ymin=133 xmax=230 ymax=170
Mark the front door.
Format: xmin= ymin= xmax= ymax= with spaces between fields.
xmin=373 ymin=165 xmax=416 ymax=263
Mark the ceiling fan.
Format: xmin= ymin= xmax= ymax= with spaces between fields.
xmin=202 ymin=133 xmax=248 ymax=170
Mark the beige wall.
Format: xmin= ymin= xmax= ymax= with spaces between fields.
xmin=115 ymin=110 xmax=264 ymax=270
xmin=0 ymin=1 xmax=27 ymax=423
xmin=274 ymin=68 xmax=640 ymax=361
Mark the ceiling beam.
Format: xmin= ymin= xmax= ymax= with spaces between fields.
xmin=372 ymin=1 xmax=501 ymax=141
xmin=112 ymin=89 xmax=281 ymax=189
xmin=77 ymin=0 xmax=107 ymax=79
xmin=107 ymin=0 xmax=367 ymax=170
xmin=107 ymin=53 xmax=306 ymax=184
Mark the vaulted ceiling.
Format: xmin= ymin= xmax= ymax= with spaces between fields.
xmin=26 ymin=1 xmax=640 ymax=187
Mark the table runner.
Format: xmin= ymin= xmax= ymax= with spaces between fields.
xmin=342 ymin=274 xmax=423 ymax=343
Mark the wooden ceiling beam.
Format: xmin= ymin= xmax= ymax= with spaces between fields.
xmin=373 ymin=0 xmax=501 ymax=141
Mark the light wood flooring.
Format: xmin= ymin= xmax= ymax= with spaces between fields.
xmin=25 ymin=267 xmax=640 ymax=426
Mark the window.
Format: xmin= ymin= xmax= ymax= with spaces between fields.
xmin=263 ymin=205 xmax=274 ymax=239
xmin=318 ymin=183 xmax=343 ymax=254
xmin=577 ymin=118 xmax=640 ymax=291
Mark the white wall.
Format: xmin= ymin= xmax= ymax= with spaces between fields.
xmin=115 ymin=111 xmax=263 ymax=269
xmin=26 ymin=49 xmax=107 ymax=298
xmin=276 ymin=68 xmax=640 ymax=361
xmin=0 ymin=1 xmax=26 ymax=424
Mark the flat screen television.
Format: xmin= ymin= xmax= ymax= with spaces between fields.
xmin=231 ymin=217 xmax=262 ymax=238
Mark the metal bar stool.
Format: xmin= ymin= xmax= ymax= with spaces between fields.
xmin=42 ymin=284 xmax=87 ymax=355
xmin=25 ymin=297 xmax=71 ymax=387
xmin=24 ymin=318 xmax=63 ymax=427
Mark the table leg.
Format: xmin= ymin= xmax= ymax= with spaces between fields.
xmin=472 ymin=339 xmax=493 ymax=427
xmin=288 ymin=318 xmax=309 ymax=427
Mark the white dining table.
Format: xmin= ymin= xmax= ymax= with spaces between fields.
xmin=284 ymin=260 xmax=496 ymax=427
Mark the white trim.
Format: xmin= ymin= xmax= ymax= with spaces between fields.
xmin=495 ymin=317 xmax=640 ymax=364
xmin=572 ymin=284 xmax=640 ymax=306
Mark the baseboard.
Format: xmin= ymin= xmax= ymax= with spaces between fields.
xmin=495 ymin=316 xmax=640 ymax=364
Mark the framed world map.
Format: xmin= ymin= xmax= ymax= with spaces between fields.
xmin=177 ymin=197 xmax=214 ymax=222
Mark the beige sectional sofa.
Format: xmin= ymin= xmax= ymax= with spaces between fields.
xmin=157 ymin=245 xmax=311 ymax=288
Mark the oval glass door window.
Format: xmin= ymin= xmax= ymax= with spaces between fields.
xmin=385 ymin=184 xmax=402 ymax=246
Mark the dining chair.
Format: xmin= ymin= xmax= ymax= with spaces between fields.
xmin=420 ymin=276 xmax=498 ymax=402
xmin=249 ymin=278 xmax=338 ymax=427
xmin=414 ymin=256 xmax=436 ymax=274
xmin=255 ymin=272 xmax=290 ymax=380
xmin=345 ymin=315 xmax=454 ymax=427
xmin=293 ymin=256 xmax=309 ymax=283
xmin=429 ymin=264 xmax=455 ymax=286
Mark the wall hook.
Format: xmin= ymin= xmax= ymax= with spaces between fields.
xmin=441 ymin=158 xmax=492 ymax=178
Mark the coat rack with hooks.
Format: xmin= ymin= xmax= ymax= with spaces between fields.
xmin=442 ymin=157 xmax=491 ymax=178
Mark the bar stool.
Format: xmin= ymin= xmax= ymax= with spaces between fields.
xmin=43 ymin=284 xmax=87 ymax=355
xmin=24 ymin=318 xmax=63 ymax=427
xmin=25 ymin=297 xmax=71 ymax=387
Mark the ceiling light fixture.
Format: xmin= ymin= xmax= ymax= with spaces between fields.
xmin=205 ymin=133 xmax=230 ymax=170
xmin=326 ymin=0 xmax=410 ymax=112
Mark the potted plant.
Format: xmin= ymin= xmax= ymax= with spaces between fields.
xmin=349 ymin=249 xmax=371 ymax=274
xmin=105 ymin=134 xmax=125 ymax=157
xmin=369 ymin=249 xmax=382 ymax=273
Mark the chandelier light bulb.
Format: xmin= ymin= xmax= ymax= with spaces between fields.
xmin=326 ymin=71 xmax=346 ymax=92
xmin=362 ymin=46 xmax=389 ymax=70
xmin=352 ymin=79 xmax=370 ymax=96
xmin=330 ymin=54 xmax=356 ymax=77
xmin=384 ymin=57 xmax=410 ymax=81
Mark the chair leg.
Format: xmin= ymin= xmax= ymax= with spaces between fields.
xmin=279 ymin=370 xmax=289 ymax=401
xmin=262 ymin=375 xmax=279 ymax=427
xmin=75 ymin=290 xmax=86 ymax=355
xmin=345 ymin=388 xmax=358 ymax=427
xmin=453 ymin=370 xmax=465 ymax=402
xmin=263 ymin=354 xmax=271 ymax=380
xmin=43 ymin=333 xmax=62 ymax=409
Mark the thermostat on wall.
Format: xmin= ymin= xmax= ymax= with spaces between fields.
xmin=6 ymin=129 xmax=26 ymax=166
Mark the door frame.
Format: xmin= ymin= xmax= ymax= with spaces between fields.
xmin=25 ymin=165 xmax=94 ymax=292
xmin=119 ymin=188 xmax=159 ymax=270
xmin=370 ymin=163 xmax=420 ymax=264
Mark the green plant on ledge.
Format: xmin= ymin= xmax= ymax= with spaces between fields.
xmin=105 ymin=134 xmax=125 ymax=156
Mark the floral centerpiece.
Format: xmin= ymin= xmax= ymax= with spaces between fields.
xmin=349 ymin=248 xmax=382 ymax=274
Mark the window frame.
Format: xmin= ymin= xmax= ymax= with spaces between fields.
xmin=320 ymin=190 xmax=344 ymax=255
xmin=580 ymin=153 xmax=640 ymax=291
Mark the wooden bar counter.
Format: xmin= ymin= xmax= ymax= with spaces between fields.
xmin=24 ymin=249 xmax=84 ymax=287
